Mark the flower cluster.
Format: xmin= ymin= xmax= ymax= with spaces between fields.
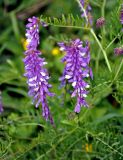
xmin=96 ymin=17 xmax=105 ymax=28
xmin=114 ymin=47 xmax=123 ymax=55
xmin=58 ymin=39 xmax=92 ymax=113
xmin=79 ymin=0 xmax=93 ymax=25
xmin=24 ymin=16 xmax=54 ymax=123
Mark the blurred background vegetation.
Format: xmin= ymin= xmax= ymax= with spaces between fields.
xmin=0 ymin=0 xmax=123 ymax=159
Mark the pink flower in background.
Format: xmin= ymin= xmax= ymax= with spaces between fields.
xmin=96 ymin=17 xmax=105 ymax=28
xmin=114 ymin=47 xmax=123 ymax=55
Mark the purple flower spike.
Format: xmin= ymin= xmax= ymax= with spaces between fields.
xmin=58 ymin=39 xmax=92 ymax=113
xmin=24 ymin=16 xmax=54 ymax=123
xmin=0 ymin=91 xmax=3 ymax=114
xmin=79 ymin=0 xmax=93 ymax=25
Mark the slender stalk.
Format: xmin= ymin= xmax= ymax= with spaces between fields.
xmin=106 ymin=33 xmax=120 ymax=50
xmin=113 ymin=58 xmax=123 ymax=82
xmin=101 ymin=0 xmax=106 ymax=17
xmin=76 ymin=0 xmax=89 ymax=23
xmin=101 ymin=0 xmax=106 ymax=36
xmin=90 ymin=29 xmax=112 ymax=72
xmin=49 ymin=23 xmax=89 ymax=30
xmin=95 ymin=0 xmax=106 ymax=72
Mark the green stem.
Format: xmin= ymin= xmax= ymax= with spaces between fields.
xmin=113 ymin=58 xmax=123 ymax=82
xmin=106 ymin=33 xmax=120 ymax=50
xmin=101 ymin=0 xmax=106 ymax=17
xmin=76 ymin=0 xmax=89 ymax=24
xmin=90 ymin=29 xmax=112 ymax=72
xmin=49 ymin=23 xmax=89 ymax=30
xmin=101 ymin=0 xmax=106 ymax=43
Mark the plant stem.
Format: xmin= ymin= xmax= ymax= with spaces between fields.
xmin=106 ymin=33 xmax=120 ymax=50
xmin=101 ymin=0 xmax=106 ymax=36
xmin=49 ymin=23 xmax=89 ymax=30
xmin=113 ymin=58 xmax=123 ymax=82
xmin=76 ymin=0 xmax=89 ymax=24
xmin=90 ymin=29 xmax=112 ymax=72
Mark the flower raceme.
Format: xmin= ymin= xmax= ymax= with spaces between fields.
xmin=58 ymin=39 xmax=93 ymax=113
xmin=24 ymin=16 xmax=54 ymax=124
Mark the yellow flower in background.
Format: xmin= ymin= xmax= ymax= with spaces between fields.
xmin=51 ymin=47 xmax=60 ymax=56
xmin=85 ymin=144 xmax=92 ymax=152
xmin=21 ymin=38 xmax=28 ymax=50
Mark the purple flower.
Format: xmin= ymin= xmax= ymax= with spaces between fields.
xmin=96 ymin=17 xmax=105 ymax=28
xmin=79 ymin=0 xmax=93 ymax=25
xmin=120 ymin=5 xmax=123 ymax=32
xmin=24 ymin=16 xmax=54 ymax=123
xmin=0 ymin=91 xmax=3 ymax=114
xmin=114 ymin=47 xmax=123 ymax=55
xmin=120 ymin=6 xmax=123 ymax=24
xmin=58 ymin=39 xmax=92 ymax=113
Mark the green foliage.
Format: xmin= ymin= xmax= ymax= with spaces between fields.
xmin=40 ymin=14 xmax=87 ymax=29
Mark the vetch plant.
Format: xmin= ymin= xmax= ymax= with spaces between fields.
xmin=58 ymin=39 xmax=92 ymax=113
xmin=24 ymin=17 xmax=54 ymax=124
